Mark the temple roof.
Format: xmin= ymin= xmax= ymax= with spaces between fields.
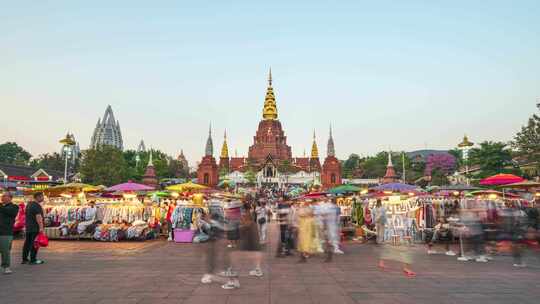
xmin=327 ymin=125 xmax=335 ymax=157
xmin=205 ymin=124 xmax=213 ymax=157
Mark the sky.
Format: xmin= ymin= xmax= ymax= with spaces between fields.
xmin=1 ymin=1 xmax=539 ymax=167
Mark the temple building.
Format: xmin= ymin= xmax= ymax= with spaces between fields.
xmin=142 ymin=151 xmax=158 ymax=188
xmin=177 ymin=150 xmax=189 ymax=171
xmin=197 ymin=125 xmax=219 ymax=187
xmin=381 ymin=152 xmax=399 ymax=184
xmin=197 ymin=70 xmax=341 ymax=189
xmin=90 ymin=105 xmax=123 ymax=150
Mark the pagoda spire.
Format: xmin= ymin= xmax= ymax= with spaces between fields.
xmin=262 ymin=67 xmax=278 ymax=120
xmin=327 ymin=124 xmax=335 ymax=157
xmin=220 ymin=130 xmax=229 ymax=158
xmin=205 ymin=123 xmax=214 ymax=156
xmin=382 ymin=151 xmax=398 ymax=184
xmin=311 ymin=130 xmax=319 ymax=159
xmin=147 ymin=150 xmax=154 ymax=167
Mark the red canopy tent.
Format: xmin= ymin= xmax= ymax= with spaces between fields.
xmin=479 ymin=174 xmax=525 ymax=186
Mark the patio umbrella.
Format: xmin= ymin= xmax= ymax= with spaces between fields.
xmin=439 ymin=184 xmax=481 ymax=191
xmin=500 ymin=180 xmax=540 ymax=189
xmin=371 ymin=183 xmax=418 ymax=193
xmin=106 ymin=181 xmax=154 ymax=192
xmin=479 ymin=174 xmax=525 ymax=186
xmin=218 ymin=179 xmax=236 ymax=189
xmin=166 ymin=181 xmax=208 ymax=192
xmin=298 ymin=192 xmax=328 ymax=199
xmin=46 ymin=183 xmax=100 ymax=193
xmin=146 ymin=191 xmax=170 ymax=198
xmin=329 ymin=184 xmax=361 ymax=194
xmin=471 ymin=189 xmax=520 ymax=199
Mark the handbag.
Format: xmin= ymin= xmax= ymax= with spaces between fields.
xmin=258 ymin=217 xmax=266 ymax=225
xmin=34 ymin=233 xmax=49 ymax=249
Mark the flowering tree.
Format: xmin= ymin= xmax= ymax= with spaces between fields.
xmin=424 ymin=153 xmax=457 ymax=176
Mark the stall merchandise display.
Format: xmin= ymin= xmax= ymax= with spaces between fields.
xmin=42 ymin=201 xmax=163 ymax=241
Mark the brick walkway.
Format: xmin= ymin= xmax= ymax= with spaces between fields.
xmin=1 ymin=225 xmax=539 ymax=304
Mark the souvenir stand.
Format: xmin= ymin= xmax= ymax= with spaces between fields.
xmin=42 ymin=194 xmax=162 ymax=242
xmin=171 ymin=193 xmax=207 ymax=243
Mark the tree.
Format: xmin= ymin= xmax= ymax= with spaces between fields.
xmin=80 ymin=146 xmax=129 ymax=186
xmin=448 ymin=148 xmax=464 ymax=168
xmin=342 ymin=154 xmax=361 ymax=179
xmin=513 ymin=113 xmax=540 ymax=175
xmin=244 ymin=169 xmax=256 ymax=185
xmin=424 ymin=154 xmax=456 ymax=177
xmin=469 ymin=141 xmax=516 ymax=178
xmin=0 ymin=142 xmax=32 ymax=165
xmin=123 ymin=149 xmax=175 ymax=181
xmin=30 ymin=153 xmax=65 ymax=172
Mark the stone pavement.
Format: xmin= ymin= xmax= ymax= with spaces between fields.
xmin=1 ymin=226 xmax=539 ymax=304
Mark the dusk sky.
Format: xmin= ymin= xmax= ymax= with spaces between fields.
xmin=1 ymin=1 xmax=539 ymax=166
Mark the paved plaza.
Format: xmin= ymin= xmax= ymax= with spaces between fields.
xmin=1 ymin=225 xmax=539 ymax=304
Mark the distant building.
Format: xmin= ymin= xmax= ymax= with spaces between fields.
xmin=90 ymin=105 xmax=123 ymax=150
xmin=137 ymin=140 xmax=146 ymax=152
xmin=142 ymin=151 xmax=158 ymax=188
xmin=0 ymin=163 xmax=63 ymax=190
xmin=381 ymin=152 xmax=399 ymax=184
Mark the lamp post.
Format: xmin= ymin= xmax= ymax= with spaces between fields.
xmin=458 ymin=135 xmax=474 ymax=185
xmin=59 ymin=133 xmax=76 ymax=184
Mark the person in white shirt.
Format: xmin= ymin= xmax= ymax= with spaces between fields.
xmin=255 ymin=201 xmax=270 ymax=244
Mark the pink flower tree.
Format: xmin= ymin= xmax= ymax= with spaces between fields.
xmin=424 ymin=153 xmax=457 ymax=177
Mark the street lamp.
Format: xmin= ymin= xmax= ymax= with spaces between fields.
xmin=59 ymin=133 xmax=76 ymax=184
xmin=458 ymin=135 xmax=474 ymax=185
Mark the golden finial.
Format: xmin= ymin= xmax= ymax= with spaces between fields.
xmin=220 ymin=130 xmax=229 ymax=158
xmin=263 ymin=68 xmax=278 ymax=120
xmin=458 ymin=134 xmax=474 ymax=148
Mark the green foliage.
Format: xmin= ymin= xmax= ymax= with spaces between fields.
xmin=219 ymin=166 xmax=229 ymax=179
xmin=469 ymin=141 xmax=518 ymax=178
xmin=448 ymin=148 xmax=464 ymax=168
xmin=30 ymin=153 xmax=65 ymax=172
xmin=80 ymin=146 xmax=129 ymax=186
xmin=342 ymin=154 xmax=360 ymax=179
xmin=244 ymin=169 xmax=256 ymax=184
xmin=278 ymin=160 xmax=293 ymax=175
xmin=513 ymin=113 xmax=540 ymax=175
xmin=123 ymin=149 xmax=180 ymax=181
xmin=0 ymin=142 xmax=32 ymax=165
xmin=430 ymin=168 xmax=448 ymax=186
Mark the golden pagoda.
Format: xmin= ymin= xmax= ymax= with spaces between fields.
xmin=311 ymin=131 xmax=319 ymax=158
xmin=220 ymin=130 xmax=229 ymax=158
xmin=458 ymin=135 xmax=474 ymax=148
xmin=262 ymin=68 xmax=278 ymax=120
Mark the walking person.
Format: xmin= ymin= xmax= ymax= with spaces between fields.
xmin=22 ymin=192 xmax=45 ymax=265
xmin=0 ymin=192 xmax=19 ymax=274
xmin=223 ymin=204 xmax=263 ymax=290
xmin=373 ymin=200 xmax=387 ymax=244
xmin=276 ymin=200 xmax=292 ymax=257
xmin=255 ymin=200 xmax=270 ymax=244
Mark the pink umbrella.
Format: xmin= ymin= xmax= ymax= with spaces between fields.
xmin=105 ymin=180 xmax=155 ymax=192
xmin=479 ymin=174 xmax=525 ymax=186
